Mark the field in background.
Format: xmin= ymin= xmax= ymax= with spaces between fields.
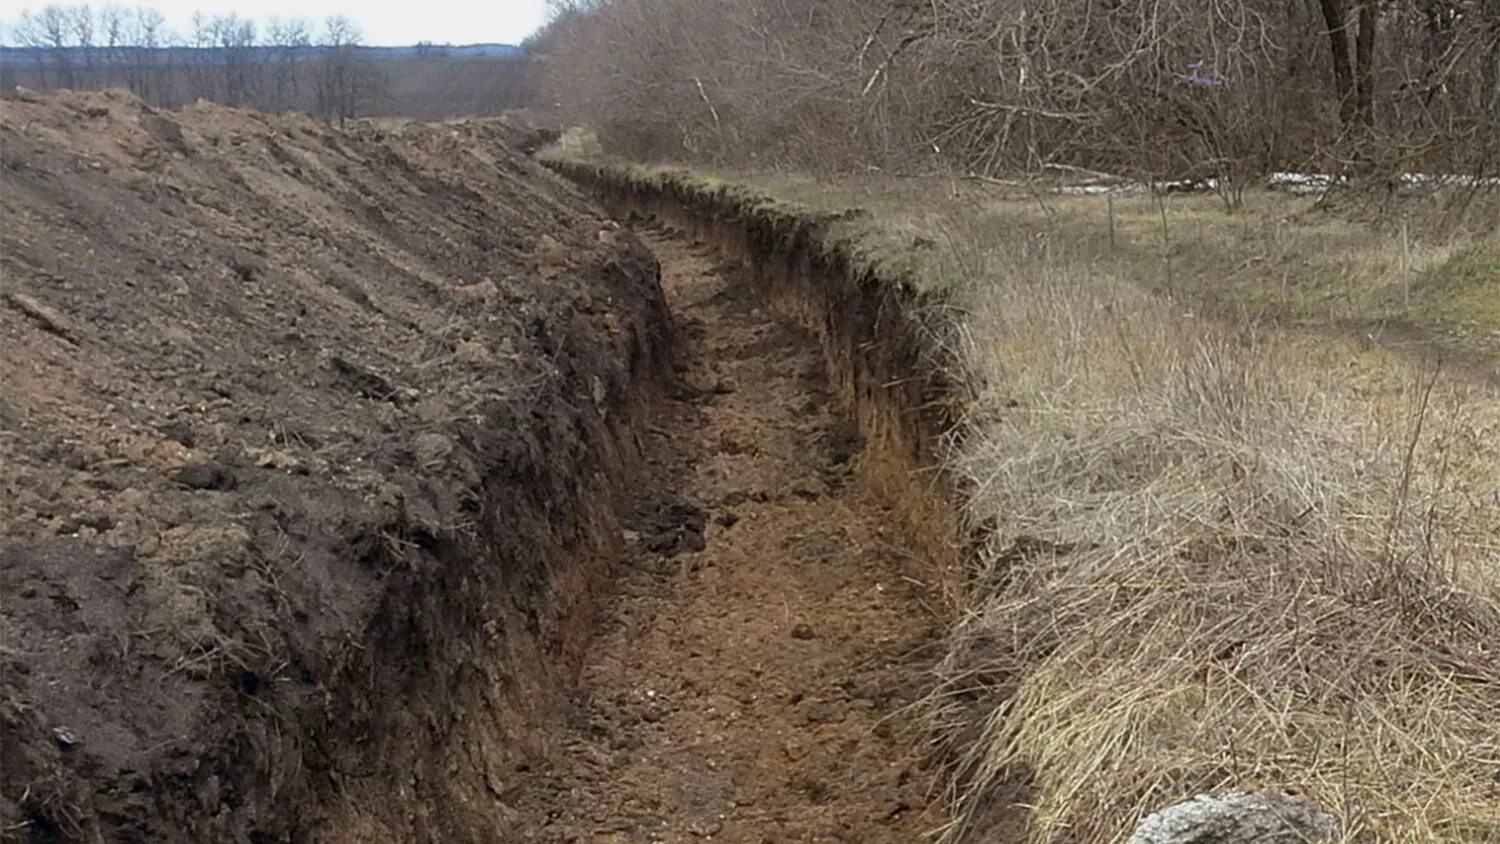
xmin=545 ymin=150 xmax=1500 ymax=841
xmin=663 ymin=168 xmax=1500 ymax=367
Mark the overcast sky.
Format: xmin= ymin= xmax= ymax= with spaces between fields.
xmin=0 ymin=0 xmax=551 ymax=47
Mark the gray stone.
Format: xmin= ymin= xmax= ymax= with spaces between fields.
xmin=1128 ymin=789 xmax=1337 ymax=844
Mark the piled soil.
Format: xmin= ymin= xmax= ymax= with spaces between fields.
xmin=506 ymin=227 xmax=946 ymax=841
xmin=0 ymin=89 xmax=672 ymax=841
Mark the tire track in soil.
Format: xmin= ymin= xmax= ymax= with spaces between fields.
xmin=510 ymin=225 xmax=947 ymax=842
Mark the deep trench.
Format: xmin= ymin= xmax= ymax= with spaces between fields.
xmin=502 ymin=222 xmax=950 ymax=841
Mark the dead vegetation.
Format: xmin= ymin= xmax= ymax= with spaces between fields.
xmin=929 ymin=219 xmax=1500 ymax=842
xmin=534 ymin=0 xmax=1500 ymax=199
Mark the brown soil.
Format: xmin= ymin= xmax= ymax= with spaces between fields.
xmin=1 ymin=89 xmax=673 ymax=842
xmin=507 ymin=225 xmax=947 ymax=842
xmin=1 ymin=90 xmax=948 ymax=843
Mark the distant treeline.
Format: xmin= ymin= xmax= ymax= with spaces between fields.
xmin=5 ymin=43 xmax=521 ymax=67
xmin=1 ymin=5 xmax=534 ymax=121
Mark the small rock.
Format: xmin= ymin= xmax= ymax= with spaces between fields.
xmin=52 ymin=726 xmax=78 ymax=749
xmin=597 ymin=220 xmax=622 ymax=245
xmin=791 ymin=624 xmax=816 ymax=640
xmin=1129 ymin=789 xmax=1337 ymax=844
xmin=715 ymin=513 xmax=740 ymax=528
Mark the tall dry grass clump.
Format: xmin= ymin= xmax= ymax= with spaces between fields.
xmin=929 ymin=228 xmax=1500 ymax=841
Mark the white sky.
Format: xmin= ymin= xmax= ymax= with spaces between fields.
xmin=1 ymin=0 xmax=551 ymax=47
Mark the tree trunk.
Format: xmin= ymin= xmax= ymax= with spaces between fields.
xmin=1490 ymin=15 xmax=1500 ymax=116
xmin=1354 ymin=0 xmax=1378 ymax=125
xmin=1317 ymin=0 xmax=1357 ymax=124
xmin=1492 ymin=52 xmax=1499 ymax=116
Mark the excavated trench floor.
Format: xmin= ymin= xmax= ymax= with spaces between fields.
xmin=508 ymin=224 xmax=947 ymax=841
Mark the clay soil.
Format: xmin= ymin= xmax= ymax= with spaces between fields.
xmin=506 ymin=226 xmax=946 ymax=842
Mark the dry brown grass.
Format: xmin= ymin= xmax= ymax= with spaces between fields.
xmin=928 ymin=222 xmax=1500 ymax=842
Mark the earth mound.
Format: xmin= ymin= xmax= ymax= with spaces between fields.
xmin=1 ymin=89 xmax=671 ymax=842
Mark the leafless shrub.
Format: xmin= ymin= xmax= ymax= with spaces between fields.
xmin=313 ymin=16 xmax=386 ymax=126
xmin=536 ymin=0 xmax=1500 ymax=194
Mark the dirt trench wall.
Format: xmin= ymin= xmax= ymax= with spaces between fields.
xmin=2 ymin=256 xmax=676 ymax=844
xmin=0 ymin=91 xmax=678 ymax=844
xmin=304 ymin=274 xmax=675 ymax=843
xmin=547 ymin=161 xmax=965 ymax=589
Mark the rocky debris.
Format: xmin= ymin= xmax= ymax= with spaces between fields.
xmin=1128 ymin=789 xmax=1337 ymax=844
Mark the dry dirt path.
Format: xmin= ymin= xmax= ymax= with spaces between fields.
xmin=509 ymin=225 xmax=947 ymax=842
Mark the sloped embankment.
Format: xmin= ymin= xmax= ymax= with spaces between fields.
xmin=0 ymin=90 xmax=673 ymax=841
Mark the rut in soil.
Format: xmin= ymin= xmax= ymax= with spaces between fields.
xmin=508 ymin=224 xmax=947 ymax=841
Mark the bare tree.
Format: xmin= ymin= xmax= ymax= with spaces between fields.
xmin=66 ymin=3 xmax=95 ymax=86
xmin=265 ymin=16 xmax=312 ymax=111
xmin=11 ymin=9 xmax=52 ymax=88
xmin=99 ymin=4 xmax=125 ymax=88
xmin=205 ymin=13 xmax=256 ymax=106
xmin=121 ymin=5 xmax=167 ymax=103
xmin=314 ymin=15 xmax=384 ymax=125
xmin=535 ymin=0 xmax=1496 ymax=191
xmin=183 ymin=10 xmax=218 ymax=101
xmin=14 ymin=5 xmax=75 ymax=89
